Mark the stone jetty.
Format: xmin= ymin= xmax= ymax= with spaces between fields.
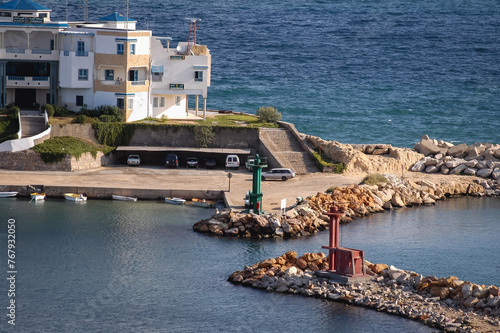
xmin=192 ymin=174 xmax=490 ymax=238
xmin=228 ymin=252 xmax=500 ymax=332
xmin=412 ymin=136 xmax=500 ymax=196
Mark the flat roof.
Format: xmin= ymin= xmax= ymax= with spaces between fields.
xmin=116 ymin=146 xmax=252 ymax=154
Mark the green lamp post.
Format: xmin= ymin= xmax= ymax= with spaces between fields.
xmin=249 ymin=154 xmax=267 ymax=214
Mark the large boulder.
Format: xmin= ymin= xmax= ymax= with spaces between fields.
xmin=419 ymin=138 xmax=447 ymax=156
xmin=447 ymin=143 xmax=468 ymax=157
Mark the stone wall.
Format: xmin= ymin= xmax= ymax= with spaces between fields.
xmin=51 ymin=123 xmax=99 ymax=143
xmin=0 ymin=150 xmax=105 ymax=171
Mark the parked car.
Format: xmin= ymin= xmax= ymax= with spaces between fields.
xmin=165 ymin=154 xmax=179 ymax=168
xmin=261 ymin=168 xmax=296 ymax=181
xmin=225 ymin=155 xmax=240 ymax=169
xmin=186 ymin=157 xmax=199 ymax=168
xmin=245 ymin=158 xmax=255 ymax=171
xmin=205 ymin=158 xmax=217 ymax=169
xmin=127 ymin=154 xmax=141 ymax=166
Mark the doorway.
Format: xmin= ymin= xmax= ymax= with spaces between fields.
xmin=15 ymin=89 xmax=36 ymax=109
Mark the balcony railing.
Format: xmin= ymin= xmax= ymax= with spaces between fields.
xmin=101 ymin=80 xmax=121 ymax=85
xmin=33 ymin=77 xmax=49 ymax=81
xmin=131 ymin=80 xmax=146 ymax=86
xmin=6 ymin=49 xmax=25 ymax=54
xmin=76 ymin=51 xmax=89 ymax=57
xmin=31 ymin=49 xmax=52 ymax=55
xmin=8 ymin=76 xmax=25 ymax=81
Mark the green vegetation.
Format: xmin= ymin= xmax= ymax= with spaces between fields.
xmin=92 ymin=122 xmax=137 ymax=147
xmin=256 ymin=106 xmax=281 ymax=123
xmin=197 ymin=114 xmax=279 ymax=128
xmin=32 ymin=136 xmax=113 ymax=164
xmin=360 ymin=173 xmax=390 ymax=185
xmin=0 ymin=105 xmax=20 ymax=143
xmin=194 ymin=125 xmax=215 ymax=148
xmin=312 ymin=150 xmax=345 ymax=173
xmin=325 ymin=186 xmax=337 ymax=194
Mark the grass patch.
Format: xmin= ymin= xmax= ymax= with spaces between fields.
xmin=197 ymin=114 xmax=279 ymax=128
xmin=312 ymin=150 xmax=345 ymax=173
xmin=32 ymin=136 xmax=114 ymax=163
xmin=360 ymin=173 xmax=390 ymax=185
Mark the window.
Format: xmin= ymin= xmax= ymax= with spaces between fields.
xmin=153 ymin=98 xmax=158 ymax=108
xmin=152 ymin=72 xmax=162 ymax=82
xmin=128 ymin=98 xmax=133 ymax=109
xmin=78 ymin=69 xmax=88 ymax=81
xmin=105 ymin=70 xmax=114 ymax=81
xmin=175 ymin=96 xmax=181 ymax=106
xmin=117 ymin=98 xmax=124 ymax=109
xmin=160 ymin=97 xmax=165 ymax=107
xmin=46 ymin=93 xmax=50 ymax=104
xmin=117 ymin=43 xmax=124 ymax=55
xmin=39 ymin=13 xmax=47 ymax=18
xmin=50 ymin=39 xmax=54 ymax=51
xmin=129 ymin=70 xmax=138 ymax=81
xmin=130 ymin=44 xmax=136 ymax=55
xmin=77 ymin=41 xmax=85 ymax=56
xmin=76 ymin=95 xmax=84 ymax=107
xmin=194 ymin=71 xmax=203 ymax=82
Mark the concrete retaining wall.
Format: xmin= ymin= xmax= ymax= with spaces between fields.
xmin=0 ymin=150 xmax=106 ymax=171
xmin=2 ymin=184 xmax=225 ymax=201
xmin=51 ymin=123 xmax=98 ymax=143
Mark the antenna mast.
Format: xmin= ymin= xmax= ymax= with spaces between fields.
xmin=84 ymin=0 xmax=88 ymax=22
xmin=185 ymin=18 xmax=201 ymax=54
xmin=125 ymin=0 xmax=129 ymax=31
xmin=66 ymin=0 xmax=68 ymax=21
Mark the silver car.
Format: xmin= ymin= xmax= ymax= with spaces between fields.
xmin=127 ymin=154 xmax=141 ymax=166
xmin=261 ymin=168 xmax=295 ymax=181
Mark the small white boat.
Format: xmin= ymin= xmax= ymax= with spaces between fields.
xmin=30 ymin=192 xmax=46 ymax=201
xmin=0 ymin=192 xmax=18 ymax=198
xmin=112 ymin=195 xmax=137 ymax=202
xmin=64 ymin=193 xmax=87 ymax=202
xmin=191 ymin=198 xmax=216 ymax=208
xmin=165 ymin=197 xmax=186 ymax=205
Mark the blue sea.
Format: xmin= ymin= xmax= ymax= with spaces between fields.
xmin=45 ymin=0 xmax=499 ymax=147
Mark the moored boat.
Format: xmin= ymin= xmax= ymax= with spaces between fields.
xmin=112 ymin=195 xmax=137 ymax=202
xmin=64 ymin=193 xmax=87 ymax=202
xmin=30 ymin=192 xmax=46 ymax=201
xmin=165 ymin=197 xmax=186 ymax=205
xmin=0 ymin=192 xmax=18 ymax=198
xmin=191 ymin=198 xmax=216 ymax=208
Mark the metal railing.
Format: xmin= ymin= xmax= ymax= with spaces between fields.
xmin=6 ymin=49 xmax=25 ymax=54
xmin=31 ymin=49 xmax=52 ymax=54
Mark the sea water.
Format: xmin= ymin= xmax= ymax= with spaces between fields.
xmin=44 ymin=0 xmax=500 ymax=147
xmin=1 ymin=197 xmax=498 ymax=332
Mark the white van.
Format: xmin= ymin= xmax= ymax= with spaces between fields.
xmin=225 ymin=155 xmax=240 ymax=169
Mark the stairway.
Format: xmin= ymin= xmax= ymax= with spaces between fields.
xmin=21 ymin=114 xmax=46 ymax=138
xmin=259 ymin=128 xmax=319 ymax=174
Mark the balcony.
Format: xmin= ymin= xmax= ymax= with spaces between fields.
xmin=131 ymin=80 xmax=146 ymax=86
xmin=7 ymin=76 xmax=50 ymax=88
xmin=101 ymin=80 xmax=122 ymax=86
xmin=1 ymin=48 xmax=58 ymax=60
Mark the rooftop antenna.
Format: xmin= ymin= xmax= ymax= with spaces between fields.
xmin=66 ymin=0 xmax=68 ymax=21
xmin=185 ymin=18 xmax=201 ymax=54
xmin=83 ymin=0 xmax=88 ymax=22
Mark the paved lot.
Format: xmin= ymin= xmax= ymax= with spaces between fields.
xmin=0 ymin=166 xmax=364 ymax=212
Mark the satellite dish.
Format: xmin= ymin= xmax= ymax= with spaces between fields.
xmin=176 ymin=44 xmax=186 ymax=53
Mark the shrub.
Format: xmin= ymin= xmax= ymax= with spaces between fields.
xmin=325 ymin=186 xmax=337 ymax=194
xmin=256 ymin=106 xmax=281 ymax=123
xmin=44 ymin=104 xmax=55 ymax=117
xmin=54 ymin=105 xmax=69 ymax=117
xmin=361 ymin=173 xmax=390 ymax=185
xmin=73 ymin=115 xmax=88 ymax=124
xmin=6 ymin=105 xmax=20 ymax=118
xmin=194 ymin=125 xmax=215 ymax=148
xmin=98 ymin=115 xmax=115 ymax=123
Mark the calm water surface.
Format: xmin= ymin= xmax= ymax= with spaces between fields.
xmin=0 ymin=197 xmax=499 ymax=332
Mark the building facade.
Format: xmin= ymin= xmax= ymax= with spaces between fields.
xmin=0 ymin=0 xmax=211 ymax=121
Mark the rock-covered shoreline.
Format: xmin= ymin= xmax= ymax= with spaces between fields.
xmin=193 ymin=175 xmax=491 ymax=238
xmin=228 ymin=252 xmax=500 ymax=333
xmin=412 ymin=136 xmax=500 ymax=195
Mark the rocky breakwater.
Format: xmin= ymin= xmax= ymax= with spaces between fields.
xmin=192 ymin=175 xmax=485 ymax=237
xmin=306 ymin=135 xmax=423 ymax=174
xmin=412 ymin=136 xmax=500 ymax=196
xmin=228 ymin=252 xmax=500 ymax=332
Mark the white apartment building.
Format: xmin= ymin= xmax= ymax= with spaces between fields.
xmin=0 ymin=0 xmax=211 ymax=121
